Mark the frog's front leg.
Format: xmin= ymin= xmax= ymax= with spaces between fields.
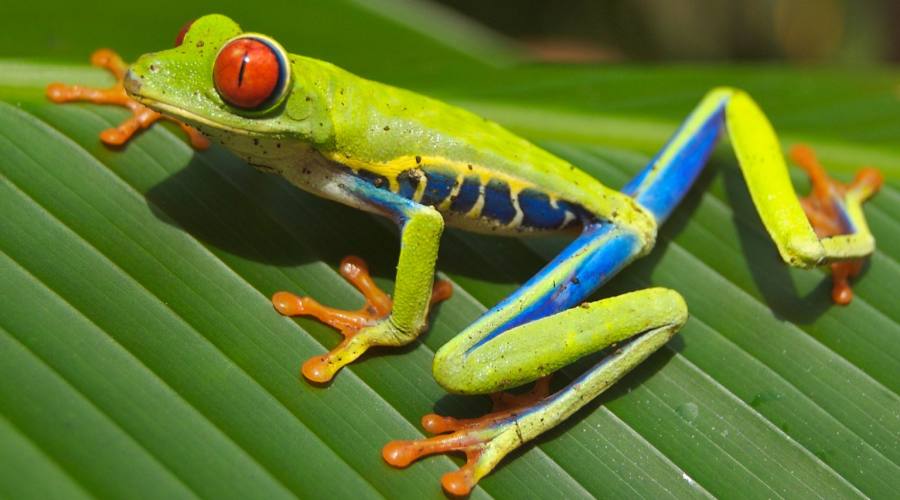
xmin=272 ymin=176 xmax=451 ymax=382
xmin=46 ymin=49 xmax=209 ymax=149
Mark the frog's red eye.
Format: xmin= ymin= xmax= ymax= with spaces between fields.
xmin=213 ymin=36 xmax=290 ymax=111
xmin=174 ymin=19 xmax=195 ymax=47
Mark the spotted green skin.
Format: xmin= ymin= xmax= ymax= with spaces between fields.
xmin=123 ymin=14 xmax=879 ymax=492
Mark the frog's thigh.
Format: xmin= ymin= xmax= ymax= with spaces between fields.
xmin=433 ymin=287 xmax=687 ymax=395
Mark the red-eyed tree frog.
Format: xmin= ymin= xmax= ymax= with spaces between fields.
xmin=47 ymin=14 xmax=883 ymax=495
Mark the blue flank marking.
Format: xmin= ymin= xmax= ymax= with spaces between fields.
xmin=451 ymin=176 xmax=480 ymax=213
xmin=519 ymin=189 xmax=567 ymax=229
xmin=467 ymin=94 xmax=732 ymax=355
xmin=396 ymin=170 xmax=419 ymax=200
xmin=482 ymin=179 xmax=516 ymax=224
xmin=421 ymin=170 xmax=455 ymax=206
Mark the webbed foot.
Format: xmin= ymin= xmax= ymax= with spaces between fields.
xmin=790 ymin=144 xmax=883 ymax=304
xmin=272 ymin=256 xmax=451 ymax=382
xmin=46 ymin=49 xmax=209 ymax=149
xmin=383 ymin=377 xmax=552 ymax=496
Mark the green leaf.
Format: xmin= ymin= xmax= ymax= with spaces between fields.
xmin=1 ymin=3 xmax=899 ymax=498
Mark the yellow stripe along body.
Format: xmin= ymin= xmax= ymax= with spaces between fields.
xmin=329 ymin=153 xmax=590 ymax=235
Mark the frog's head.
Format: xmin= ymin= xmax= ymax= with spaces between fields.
xmin=125 ymin=14 xmax=331 ymax=147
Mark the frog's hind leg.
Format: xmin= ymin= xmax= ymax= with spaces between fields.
xmin=623 ymin=87 xmax=882 ymax=302
xmin=721 ymin=90 xmax=880 ymax=269
xmin=46 ymin=49 xmax=209 ymax=149
xmin=381 ymin=217 xmax=678 ymax=494
xmin=384 ymin=287 xmax=686 ymax=496
xmin=414 ymin=376 xmax=553 ymax=444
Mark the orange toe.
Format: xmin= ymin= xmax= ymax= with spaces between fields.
xmin=301 ymin=355 xmax=334 ymax=383
xmin=442 ymin=467 xmax=476 ymax=496
xmin=272 ymin=291 xmax=304 ymax=316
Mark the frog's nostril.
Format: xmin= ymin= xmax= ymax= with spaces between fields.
xmin=123 ymin=70 xmax=142 ymax=95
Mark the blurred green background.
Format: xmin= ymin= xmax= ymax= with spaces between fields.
xmin=0 ymin=0 xmax=510 ymax=79
xmin=438 ymin=0 xmax=899 ymax=63
xmin=4 ymin=0 xmax=898 ymax=65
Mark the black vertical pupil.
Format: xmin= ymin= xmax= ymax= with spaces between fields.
xmin=238 ymin=52 xmax=249 ymax=87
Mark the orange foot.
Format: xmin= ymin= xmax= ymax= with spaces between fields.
xmin=46 ymin=49 xmax=209 ymax=149
xmin=383 ymin=377 xmax=553 ymax=496
xmin=790 ymin=144 xmax=883 ymax=304
xmin=272 ymin=256 xmax=452 ymax=382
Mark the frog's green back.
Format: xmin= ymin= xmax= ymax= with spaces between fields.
xmin=300 ymin=55 xmax=649 ymax=234
xmin=322 ymin=59 xmax=596 ymax=196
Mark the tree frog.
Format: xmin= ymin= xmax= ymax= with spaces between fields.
xmin=47 ymin=14 xmax=882 ymax=495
